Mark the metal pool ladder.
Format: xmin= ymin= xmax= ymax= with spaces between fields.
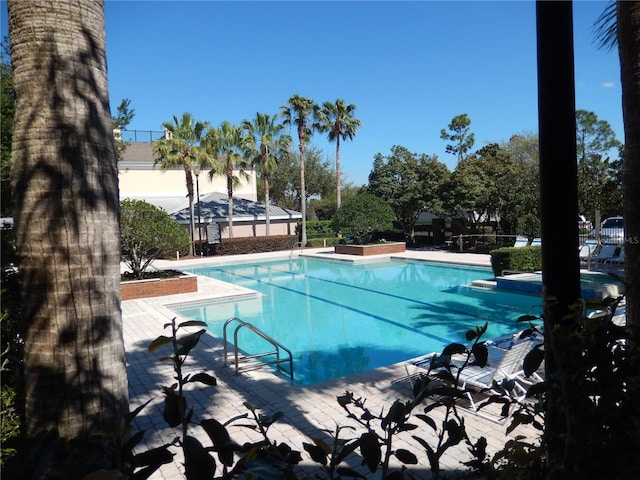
xmin=223 ymin=317 xmax=294 ymax=380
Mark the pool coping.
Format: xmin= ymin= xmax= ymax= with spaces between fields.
xmin=123 ymin=247 xmax=623 ymax=478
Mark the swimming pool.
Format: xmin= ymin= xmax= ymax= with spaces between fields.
xmin=172 ymin=257 xmax=543 ymax=386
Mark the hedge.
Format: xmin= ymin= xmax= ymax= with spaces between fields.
xmin=303 ymin=220 xmax=335 ymax=238
xmin=489 ymin=245 xmax=542 ymax=277
xmin=307 ymin=237 xmax=342 ymax=248
xmin=218 ymin=235 xmax=298 ymax=255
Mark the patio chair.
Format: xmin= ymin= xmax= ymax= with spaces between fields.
xmin=604 ymin=245 xmax=625 ymax=266
xmin=579 ymin=239 xmax=599 ymax=268
xmin=530 ymin=238 xmax=542 ymax=247
xmin=579 ymin=239 xmax=598 ymax=259
xmin=592 ymin=242 xmax=619 ymax=265
xmin=405 ymin=337 xmax=542 ymax=411
xmin=513 ymin=236 xmax=529 ymax=248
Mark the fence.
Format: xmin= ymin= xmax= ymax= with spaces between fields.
xmin=446 ymin=234 xmax=522 ymax=253
xmin=117 ymin=129 xmax=165 ymax=143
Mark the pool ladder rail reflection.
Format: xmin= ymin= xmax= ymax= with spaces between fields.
xmin=223 ymin=317 xmax=294 ymax=381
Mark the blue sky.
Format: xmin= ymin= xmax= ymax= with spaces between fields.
xmin=2 ymin=1 xmax=622 ymax=186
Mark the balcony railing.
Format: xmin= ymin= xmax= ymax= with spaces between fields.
xmin=115 ymin=129 xmax=165 ymax=143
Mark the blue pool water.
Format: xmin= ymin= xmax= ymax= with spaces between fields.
xmin=172 ymin=258 xmax=543 ymax=386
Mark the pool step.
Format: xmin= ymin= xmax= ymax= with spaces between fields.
xmin=470 ymin=279 xmax=497 ymax=290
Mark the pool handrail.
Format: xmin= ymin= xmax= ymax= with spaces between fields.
xmin=223 ymin=317 xmax=294 ymax=380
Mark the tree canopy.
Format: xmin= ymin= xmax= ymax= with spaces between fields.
xmin=440 ymin=113 xmax=475 ymax=164
xmin=120 ymin=199 xmax=191 ymax=279
xmin=368 ymin=146 xmax=450 ymax=240
xmin=331 ymin=192 xmax=395 ymax=244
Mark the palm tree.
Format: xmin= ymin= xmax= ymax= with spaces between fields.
xmin=595 ymin=1 xmax=640 ymax=326
xmin=314 ymin=99 xmax=362 ymax=208
xmin=7 ymin=0 xmax=127 ymax=466
xmin=281 ymin=95 xmax=316 ymax=246
xmin=242 ymin=113 xmax=292 ymax=236
xmin=203 ymin=121 xmax=250 ymax=238
xmin=153 ymin=112 xmax=210 ymax=255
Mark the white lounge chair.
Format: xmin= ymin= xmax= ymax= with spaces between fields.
xmin=513 ymin=236 xmax=529 ymax=248
xmin=530 ymin=238 xmax=542 ymax=247
xmin=405 ymin=337 xmax=542 ymax=411
xmin=592 ymin=242 xmax=618 ymax=265
xmin=604 ymin=245 xmax=625 ymax=266
xmin=579 ymin=239 xmax=598 ymax=260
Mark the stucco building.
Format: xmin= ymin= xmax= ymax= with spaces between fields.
xmin=118 ymin=131 xmax=301 ymax=242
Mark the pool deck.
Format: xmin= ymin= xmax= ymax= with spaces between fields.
xmin=123 ymin=247 xmax=620 ymax=478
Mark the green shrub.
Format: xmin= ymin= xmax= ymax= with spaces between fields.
xmin=331 ymin=194 xmax=395 ymax=244
xmin=0 ymin=385 xmax=20 ymax=464
xmin=490 ymin=245 xmax=542 ymax=276
xmin=307 ymin=237 xmax=341 ymax=248
xmin=305 ymin=220 xmax=334 ymax=238
xmin=120 ymin=199 xmax=191 ymax=279
xmin=219 ymin=235 xmax=297 ymax=255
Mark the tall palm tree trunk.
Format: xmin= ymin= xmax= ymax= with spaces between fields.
xmin=184 ymin=167 xmax=195 ymax=255
xmin=227 ymin=162 xmax=234 ymax=238
xmin=264 ymin=173 xmax=271 ymax=236
xmin=8 ymin=0 xmax=128 ymax=462
xmin=336 ymin=136 xmax=342 ymax=208
xmin=618 ymin=1 xmax=640 ymax=326
xmin=299 ymin=140 xmax=307 ymax=246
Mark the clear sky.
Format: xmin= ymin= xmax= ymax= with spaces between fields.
xmin=2 ymin=1 xmax=623 ymax=186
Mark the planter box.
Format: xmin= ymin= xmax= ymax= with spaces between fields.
xmin=334 ymin=242 xmax=406 ymax=256
xmin=121 ymin=274 xmax=197 ymax=300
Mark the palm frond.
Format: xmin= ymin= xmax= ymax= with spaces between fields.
xmin=594 ymin=1 xmax=617 ymax=52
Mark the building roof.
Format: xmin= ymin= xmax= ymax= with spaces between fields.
xmin=123 ymin=192 xmax=301 ymax=224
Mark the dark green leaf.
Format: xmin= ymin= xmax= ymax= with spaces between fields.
xmin=335 ymin=439 xmax=360 ymax=463
xmin=415 ymin=414 xmax=437 ymax=432
xmin=303 ymin=442 xmax=328 ymax=466
xmin=122 ymin=429 xmax=146 ymax=459
xmin=359 ymin=432 xmax=381 ymax=473
xmin=526 ymin=381 xmax=549 ymax=397
xmin=148 ymin=335 xmax=172 ymax=353
xmin=177 ymin=320 xmax=207 ymax=330
xmin=442 ymin=343 xmax=466 ymax=356
xmin=523 ymin=347 xmax=545 ymax=377
xmin=258 ymin=411 xmax=283 ymax=428
xmin=337 ymin=392 xmax=353 ymax=407
xmin=188 ymin=372 xmax=217 ymax=386
xmin=471 ymin=343 xmax=488 ymax=366
xmin=382 ymin=400 xmax=406 ymax=428
xmin=124 ymin=398 xmax=153 ymax=425
xmin=395 ymin=448 xmax=418 ymax=465
xmin=130 ymin=445 xmax=174 ymax=468
xmin=183 ymin=436 xmax=216 ymax=480
xmin=398 ymin=423 xmax=418 ymax=432
xmin=176 ymin=329 xmax=206 ymax=355
xmin=200 ymin=418 xmax=235 ymax=466
xmin=162 ymin=391 xmax=185 ymax=427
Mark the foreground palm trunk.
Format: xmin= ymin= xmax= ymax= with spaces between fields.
xmin=618 ymin=1 xmax=640 ymax=326
xmin=8 ymin=0 xmax=128 ymax=463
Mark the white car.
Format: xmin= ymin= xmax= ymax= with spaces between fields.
xmin=591 ymin=216 xmax=624 ymax=242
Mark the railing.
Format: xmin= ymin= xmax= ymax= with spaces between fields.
xmin=290 ymin=241 xmax=304 ymax=258
xmin=223 ymin=317 xmax=293 ymax=380
xmin=446 ymin=234 xmax=521 ymax=252
xmin=116 ymin=129 xmax=165 ymax=143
